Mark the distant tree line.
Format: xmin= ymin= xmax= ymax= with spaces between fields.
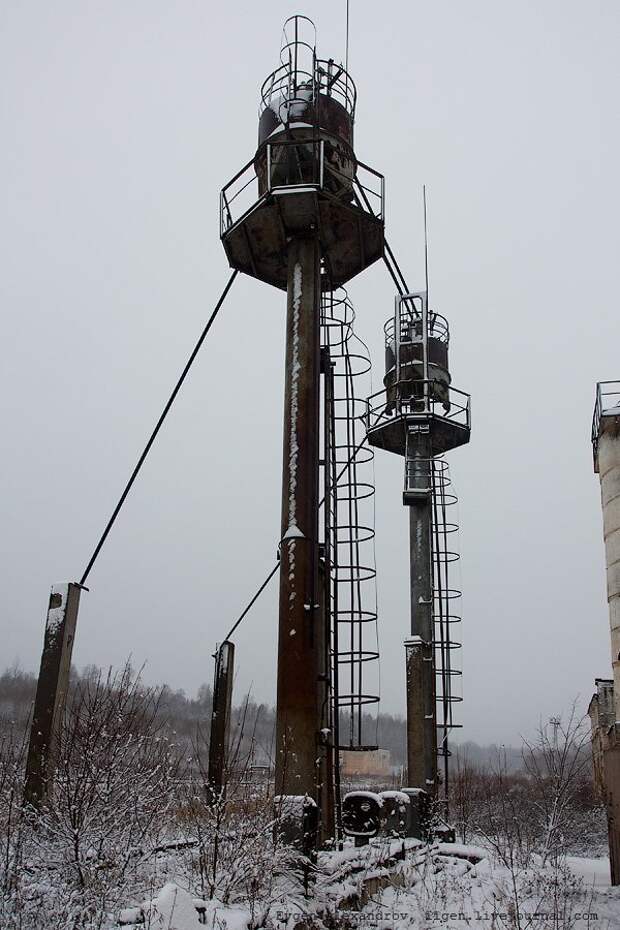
xmin=0 ymin=662 xmax=526 ymax=770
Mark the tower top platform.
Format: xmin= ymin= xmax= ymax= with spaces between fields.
xmin=593 ymin=381 xmax=620 ymax=473
xmin=366 ymin=293 xmax=471 ymax=458
xmin=219 ymin=15 xmax=384 ymax=291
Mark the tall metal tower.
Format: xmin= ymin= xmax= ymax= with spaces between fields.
xmin=220 ymin=16 xmax=384 ymax=837
xmin=366 ymin=292 xmax=470 ymax=801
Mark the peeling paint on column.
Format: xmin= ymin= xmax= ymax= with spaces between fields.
xmin=275 ymin=239 xmax=321 ymax=800
xmin=285 ymin=262 xmax=303 ymax=613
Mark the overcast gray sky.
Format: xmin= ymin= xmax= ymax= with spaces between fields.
xmin=2 ymin=0 xmax=619 ymax=745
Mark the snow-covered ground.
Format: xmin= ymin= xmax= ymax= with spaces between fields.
xmin=566 ymin=856 xmax=611 ymax=887
xmin=350 ymin=852 xmax=620 ymax=930
xmin=117 ymin=844 xmax=620 ymax=930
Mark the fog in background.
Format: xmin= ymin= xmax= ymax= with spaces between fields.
xmin=2 ymin=0 xmax=619 ymax=745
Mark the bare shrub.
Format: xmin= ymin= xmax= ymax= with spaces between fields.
xmin=521 ymin=707 xmax=594 ymax=866
xmin=1 ymin=662 xmax=183 ymax=927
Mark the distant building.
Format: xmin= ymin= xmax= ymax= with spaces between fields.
xmin=588 ymin=679 xmax=614 ymax=799
xmin=340 ymin=749 xmax=391 ymax=777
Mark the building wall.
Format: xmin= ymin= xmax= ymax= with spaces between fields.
xmin=589 ymin=680 xmax=614 ymax=800
xmin=591 ymin=403 xmax=620 ymax=883
xmin=598 ymin=420 xmax=620 ymax=723
xmin=340 ymin=749 xmax=392 ymax=777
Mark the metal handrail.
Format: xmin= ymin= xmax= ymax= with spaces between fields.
xmin=592 ymin=380 xmax=620 ymax=468
xmin=365 ymin=382 xmax=471 ymax=433
xmin=259 ymin=56 xmax=357 ymax=119
xmin=384 ymin=308 xmax=450 ymax=347
xmin=220 ymin=141 xmax=385 ymax=237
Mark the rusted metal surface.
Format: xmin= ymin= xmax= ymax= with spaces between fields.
xmin=258 ymin=92 xmax=354 ymax=149
xmin=208 ymin=640 xmax=235 ymax=802
xmin=220 ymin=19 xmax=386 ymax=848
xmin=221 ymin=187 xmax=383 ymax=292
xmin=24 ymin=583 xmax=81 ymax=807
xmin=342 ymin=791 xmax=383 ymax=845
xmin=275 ymin=236 xmax=322 ymax=801
xmin=317 ymin=556 xmax=335 ymax=843
xmin=405 ymin=429 xmax=437 ymax=796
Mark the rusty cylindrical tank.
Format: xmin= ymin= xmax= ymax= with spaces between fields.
xmin=384 ymin=310 xmax=451 ymax=413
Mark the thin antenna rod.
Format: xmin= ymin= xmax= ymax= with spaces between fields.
xmin=423 ymin=184 xmax=429 ymax=308
xmin=345 ymin=0 xmax=350 ymax=73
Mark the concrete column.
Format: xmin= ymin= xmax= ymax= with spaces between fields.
xmin=603 ymin=745 xmax=620 ymax=884
xmin=207 ymin=640 xmax=235 ymax=802
xmin=405 ymin=429 xmax=437 ymax=795
xmin=275 ymin=235 xmax=321 ymax=801
xmin=598 ymin=419 xmax=620 ymax=724
xmin=24 ymin=583 xmax=81 ymax=807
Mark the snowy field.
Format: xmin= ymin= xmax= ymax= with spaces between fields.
xmin=114 ymin=841 xmax=620 ymax=930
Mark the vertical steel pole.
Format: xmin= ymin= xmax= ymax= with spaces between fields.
xmin=208 ymin=640 xmax=235 ymax=802
xmin=318 ymin=347 xmax=335 ymax=842
xmin=405 ymin=429 xmax=437 ymax=795
xmin=275 ymin=234 xmax=321 ymax=803
xmin=24 ymin=583 xmax=81 ymax=808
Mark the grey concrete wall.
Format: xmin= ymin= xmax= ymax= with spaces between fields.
xmin=598 ymin=423 xmax=620 ymax=723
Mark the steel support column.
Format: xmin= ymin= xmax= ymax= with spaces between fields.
xmin=405 ymin=429 xmax=437 ymax=795
xmin=317 ymin=347 xmax=336 ymax=842
xmin=275 ymin=235 xmax=321 ymax=801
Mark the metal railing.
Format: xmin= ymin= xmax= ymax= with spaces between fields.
xmin=365 ymin=382 xmax=471 ymax=434
xmin=384 ymin=307 xmax=449 ymax=350
xmin=260 ymin=56 xmax=357 ymax=121
xmin=592 ymin=380 xmax=620 ymax=468
xmin=220 ymin=139 xmax=384 ymax=238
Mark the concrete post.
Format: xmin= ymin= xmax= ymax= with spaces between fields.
xmin=24 ymin=583 xmax=81 ymax=807
xmin=404 ymin=428 xmax=437 ymax=796
xmin=208 ymin=640 xmax=235 ymax=802
xmin=275 ymin=235 xmax=321 ymax=803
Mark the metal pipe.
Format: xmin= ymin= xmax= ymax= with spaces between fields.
xmin=405 ymin=428 xmax=437 ymax=795
xmin=275 ymin=235 xmax=321 ymax=802
xmin=319 ymin=346 xmax=335 ymax=843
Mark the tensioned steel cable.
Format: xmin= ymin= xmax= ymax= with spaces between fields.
xmin=223 ymin=562 xmax=280 ymax=643
xmin=79 ymin=270 xmax=239 ymax=587
xmin=222 ymin=435 xmax=370 ymax=643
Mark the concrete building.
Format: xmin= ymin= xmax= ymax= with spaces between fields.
xmin=340 ymin=749 xmax=392 ymax=778
xmin=589 ymin=381 xmax=620 ymax=884
xmin=588 ymin=679 xmax=614 ymax=800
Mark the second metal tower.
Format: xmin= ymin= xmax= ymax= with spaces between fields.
xmin=366 ymin=292 xmax=470 ymax=800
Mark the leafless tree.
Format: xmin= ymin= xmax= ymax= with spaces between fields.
xmin=521 ymin=704 xmax=592 ymax=867
xmin=450 ymin=746 xmax=483 ymax=844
